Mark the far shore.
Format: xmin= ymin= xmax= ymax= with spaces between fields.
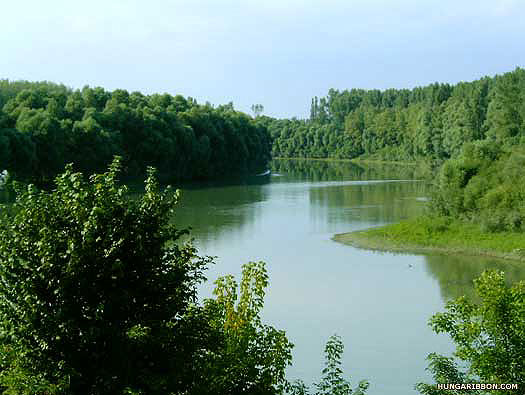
xmin=333 ymin=217 xmax=525 ymax=263
xmin=272 ymin=156 xmax=420 ymax=166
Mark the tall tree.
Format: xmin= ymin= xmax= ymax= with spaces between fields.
xmin=251 ymin=103 xmax=264 ymax=118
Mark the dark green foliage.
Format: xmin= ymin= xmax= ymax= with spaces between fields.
xmin=289 ymin=335 xmax=368 ymax=395
xmin=0 ymin=159 xmax=291 ymax=395
xmin=0 ymin=81 xmax=271 ymax=184
xmin=416 ymin=270 xmax=525 ymax=394
xmin=0 ymin=158 xmax=210 ymax=394
xmin=432 ymin=142 xmax=525 ymax=232
xmin=268 ymin=68 xmax=525 ymax=163
xmin=267 ymin=67 xmax=525 ymax=233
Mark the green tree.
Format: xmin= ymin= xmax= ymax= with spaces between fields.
xmin=195 ymin=261 xmax=294 ymax=395
xmin=1 ymin=81 xmax=272 ymax=184
xmin=289 ymin=335 xmax=368 ymax=395
xmin=251 ymin=104 xmax=264 ymax=118
xmin=0 ymin=158 xmax=295 ymax=395
xmin=0 ymin=158 xmax=214 ymax=394
xmin=15 ymin=108 xmax=65 ymax=182
xmin=416 ymin=270 xmax=525 ymax=394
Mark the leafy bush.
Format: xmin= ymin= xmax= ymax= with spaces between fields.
xmin=417 ymin=270 xmax=525 ymax=394
xmin=432 ymin=144 xmax=525 ymax=232
xmin=197 ymin=261 xmax=294 ymax=395
xmin=0 ymin=159 xmax=292 ymax=395
xmin=289 ymin=335 xmax=368 ymax=395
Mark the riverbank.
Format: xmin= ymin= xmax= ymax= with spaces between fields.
xmin=333 ymin=216 xmax=525 ymax=262
xmin=273 ymin=156 xmax=419 ymax=166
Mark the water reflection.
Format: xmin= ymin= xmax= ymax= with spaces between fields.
xmin=309 ymin=180 xmax=428 ymax=226
xmin=423 ymin=254 xmax=525 ymax=301
xmin=271 ymin=158 xmax=433 ymax=182
xmin=3 ymin=158 xmax=524 ymax=395
xmin=175 ymin=183 xmax=269 ymax=248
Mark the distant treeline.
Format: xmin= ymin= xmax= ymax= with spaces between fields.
xmin=264 ymin=67 xmax=525 ymax=231
xmin=0 ymin=80 xmax=271 ymax=184
xmin=264 ymin=67 xmax=525 ymax=162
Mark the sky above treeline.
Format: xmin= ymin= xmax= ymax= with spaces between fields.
xmin=2 ymin=0 xmax=525 ymax=118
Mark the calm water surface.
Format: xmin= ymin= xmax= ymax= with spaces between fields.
xmin=173 ymin=159 xmax=525 ymax=395
xmin=3 ymin=160 xmax=524 ymax=393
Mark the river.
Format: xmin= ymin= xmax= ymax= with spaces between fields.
xmin=172 ymin=158 xmax=525 ymax=395
xmin=3 ymin=159 xmax=523 ymax=394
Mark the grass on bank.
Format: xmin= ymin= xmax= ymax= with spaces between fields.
xmin=333 ymin=216 xmax=525 ymax=262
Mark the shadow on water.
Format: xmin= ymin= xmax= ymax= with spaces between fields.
xmin=309 ymin=180 xmax=428 ymax=225
xmin=173 ymin=183 xmax=269 ymax=246
xmin=271 ymin=158 xmax=433 ymax=182
xmin=423 ymin=253 xmax=525 ymax=302
xmin=170 ymin=160 xmax=432 ymax=247
xmin=6 ymin=158 xmax=521 ymax=395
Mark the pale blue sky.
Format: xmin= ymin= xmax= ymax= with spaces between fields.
xmin=2 ymin=0 xmax=524 ymax=118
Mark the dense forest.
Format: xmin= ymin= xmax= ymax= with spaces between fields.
xmin=3 ymin=68 xmax=523 ymax=190
xmin=266 ymin=67 xmax=525 ymax=162
xmin=1 ymin=69 xmax=525 ymax=393
xmin=266 ymin=68 xmax=525 ymax=232
xmin=0 ymin=80 xmax=271 ymax=184
xmin=0 ymin=159 xmax=370 ymax=395
xmin=267 ymin=68 xmax=525 ymax=392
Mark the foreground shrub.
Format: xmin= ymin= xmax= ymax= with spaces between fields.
xmin=0 ymin=159 xmax=292 ymax=395
xmin=417 ymin=270 xmax=525 ymax=394
xmin=197 ymin=261 xmax=293 ymax=395
xmin=289 ymin=334 xmax=368 ymax=395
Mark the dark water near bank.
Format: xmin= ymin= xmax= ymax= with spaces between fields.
xmin=3 ymin=160 xmax=524 ymax=394
xmin=172 ymin=159 xmax=525 ymax=395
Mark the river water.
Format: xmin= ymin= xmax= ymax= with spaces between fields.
xmin=3 ymin=159 xmax=522 ymax=394
xmin=172 ymin=159 xmax=525 ymax=395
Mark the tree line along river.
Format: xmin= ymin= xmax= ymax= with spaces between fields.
xmin=2 ymin=159 xmax=524 ymax=394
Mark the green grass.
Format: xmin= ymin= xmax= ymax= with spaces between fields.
xmin=333 ymin=216 xmax=525 ymax=262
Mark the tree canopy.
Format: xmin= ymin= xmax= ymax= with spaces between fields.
xmin=417 ymin=270 xmax=525 ymax=395
xmin=262 ymin=67 xmax=525 ymax=233
xmin=0 ymin=81 xmax=271 ymax=184
xmin=265 ymin=68 xmax=525 ymax=163
xmin=0 ymin=158 xmax=291 ymax=395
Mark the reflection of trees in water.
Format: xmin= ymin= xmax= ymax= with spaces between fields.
xmin=124 ymin=173 xmax=271 ymax=247
xmin=271 ymin=158 xmax=432 ymax=182
xmin=121 ymin=158 xmax=432 ymax=244
xmin=424 ymin=254 xmax=525 ymax=301
xmin=174 ymin=184 xmax=268 ymax=245
xmin=309 ymin=181 xmax=429 ymax=224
